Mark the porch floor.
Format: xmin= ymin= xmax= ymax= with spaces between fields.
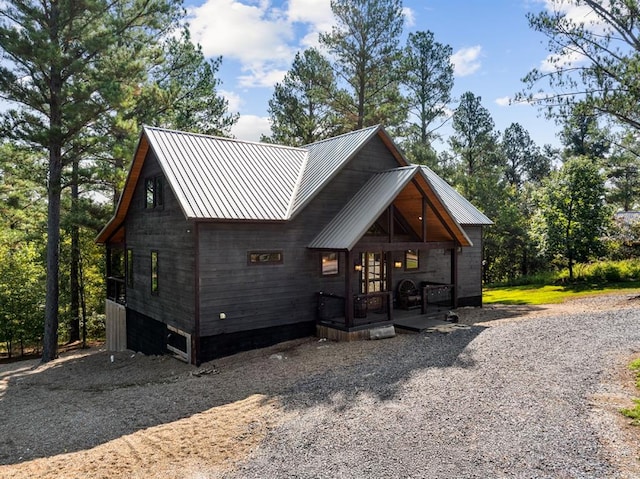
xmin=392 ymin=307 xmax=452 ymax=333
xmin=352 ymin=306 xmax=453 ymax=333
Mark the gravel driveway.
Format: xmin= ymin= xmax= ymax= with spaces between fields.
xmin=225 ymin=300 xmax=640 ymax=478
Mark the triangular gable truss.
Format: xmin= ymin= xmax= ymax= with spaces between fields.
xmin=308 ymin=166 xmax=471 ymax=251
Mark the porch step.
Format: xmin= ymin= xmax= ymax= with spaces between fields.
xmin=369 ymin=325 xmax=396 ymax=340
xmin=394 ymin=316 xmax=469 ymax=334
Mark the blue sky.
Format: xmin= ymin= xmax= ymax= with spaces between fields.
xmin=184 ymin=0 xmax=570 ymax=150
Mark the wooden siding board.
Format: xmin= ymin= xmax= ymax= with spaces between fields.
xmin=456 ymin=226 xmax=484 ymax=300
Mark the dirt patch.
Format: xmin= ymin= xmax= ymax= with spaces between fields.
xmin=1 ymin=293 xmax=640 ymax=477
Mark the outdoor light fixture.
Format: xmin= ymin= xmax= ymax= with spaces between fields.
xmin=354 ymin=263 xmax=363 ymax=272
xmin=394 ymin=261 xmax=403 ymax=269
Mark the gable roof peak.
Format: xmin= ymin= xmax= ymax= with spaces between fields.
xmin=303 ymin=124 xmax=381 ymax=148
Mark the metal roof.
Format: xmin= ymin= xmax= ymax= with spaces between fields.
xmin=290 ymin=125 xmax=381 ymax=215
xmin=308 ymin=166 xmax=474 ymax=250
xmin=421 ymin=166 xmax=493 ymax=225
xmin=308 ymin=167 xmax=419 ymax=250
xmin=97 ymin=125 xmax=492 ymax=245
xmin=145 ymin=127 xmax=308 ymax=221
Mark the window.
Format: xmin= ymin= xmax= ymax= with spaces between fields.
xmin=405 ymin=249 xmax=419 ymax=270
xmin=151 ymin=251 xmax=159 ymax=294
xmin=248 ymin=251 xmax=283 ymax=265
xmin=145 ymin=176 xmax=164 ymax=209
xmin=321 ymin=252 xmax=339 ymax=276
xmin=126 ymin=248 xmax=133 ymax=287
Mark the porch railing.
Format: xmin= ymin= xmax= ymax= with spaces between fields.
xmin=107 ymin=276 xmax=126 ymax=305
xmin=317 ymin=291 xmax=393 ymax=328
xmin=421 ymin=283 xmax=455 ymax=312
xmin=317 ymin=292 xmax=345 ymax=323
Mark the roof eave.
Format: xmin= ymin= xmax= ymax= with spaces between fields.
xmin=95 ymin=130 xmax=149 ymax=244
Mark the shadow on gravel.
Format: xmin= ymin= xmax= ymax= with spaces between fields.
xmin=277 ymin=325 xmax=488 ymax=412
xmin=0 ymin=325 xmax=487 ymax=465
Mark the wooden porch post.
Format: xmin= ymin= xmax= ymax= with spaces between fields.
xmin=386 ymin=250 xmax=393 ymax=322
xmin=345 ymin=250 xmax=354 ymax=328
xmin=451 ymin=246 xmax=458 ymax=308
xmin=387 ymin=204 xmax=394 ymax=323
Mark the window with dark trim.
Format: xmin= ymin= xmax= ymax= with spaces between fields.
xmin=151 ymin=251 xmax=159 ymax=294
xmin=405 ymin=249 xmax=419 ymax=270
xmin=321 ymin=252 xmax=339 ymax=276
xmin=126 ymin=248 xmax=133 ymax=287
xmin=145 ymin=176 xmax=164 ymax=209
xmin=248 ymin=251 xmax=283 ymax=265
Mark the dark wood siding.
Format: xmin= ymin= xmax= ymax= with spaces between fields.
xmin=124 ymin=151 xmax=195 ymax=334
xmin=198 ymin=135 xmax=398 ymax=337
xmin=456 ymin=226 xmax=484 ymax=305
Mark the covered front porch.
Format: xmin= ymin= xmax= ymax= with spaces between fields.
xmin=309 ymin=165 xmax=471 ymax=340
xmin=315 ymin=245 xmax=459 ymax=335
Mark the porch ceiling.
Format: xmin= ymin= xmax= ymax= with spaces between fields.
xmin=394 ymin=181 xmax=455 ymax=242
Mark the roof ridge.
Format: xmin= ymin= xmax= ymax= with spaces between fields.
xmin=142 ymin=125 xmax=308 ymax=152
xmin=303 ymin=124 xmax=380 ymax=147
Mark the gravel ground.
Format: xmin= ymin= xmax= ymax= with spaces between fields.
xmin=224 ymin=296 xmax=640 ymax=479
xmin=1 ymin=294 xmax=640 ymax=478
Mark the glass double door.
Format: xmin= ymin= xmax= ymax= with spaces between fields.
xmin=359 ymin=252 xmax=386 ymax=294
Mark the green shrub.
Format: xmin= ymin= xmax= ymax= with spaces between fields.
xmin=621 ymin=359 xmax=640 ymax=425
xmin=487 ymin=259 xmax=640 ymax=287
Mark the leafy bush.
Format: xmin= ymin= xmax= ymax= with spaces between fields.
xmin=487 ymin=259 xmax=640 ymax=287
xmin=0 ymin=241 xmax=45 ymax=358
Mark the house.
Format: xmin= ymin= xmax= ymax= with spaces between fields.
xmin=97 ymin=125 xmax=492 ymax=364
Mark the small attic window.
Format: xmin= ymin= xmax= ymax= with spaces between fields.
xmin=145 ymin=176 xmax=164 ymax=209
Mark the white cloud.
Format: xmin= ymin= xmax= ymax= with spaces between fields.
xmin=187 ymin=0 xmax=295 ymax=64
xmin=535 ymin=0 xmax=611 ymax=72
xmin=237 ymin=66 xmax=288 ymax=88
xmin=403 ymin=7 xmax=416 ymax=28
xmin=188 ymin=0 xmax=337 ymax=90
xmin=220 ymin=89 xmax=243 ymax=113
xmin=495 ymin=96 xmax=511 ymax=107
xmin=451 ymin=46 xmax=482 ymax=77
xmin=543 ymin=0 xmax=607 ymax=31
xmin=287 ymin=0 xmax=333 ymax=26
xmin=231 ymin=114 xmax=272 ymax=141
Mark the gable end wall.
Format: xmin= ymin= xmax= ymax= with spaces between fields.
xmin=124 ymin=150 xmax=195 ymax=335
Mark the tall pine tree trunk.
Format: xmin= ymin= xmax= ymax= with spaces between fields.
xmin=42 ymin=3 xmax=62 ymax=362
xmin=69 ymin=157 xmax=81 ymax=343
xmin=42 ymin=145 xmax=62 ymax=362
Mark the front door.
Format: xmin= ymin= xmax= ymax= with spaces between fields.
xmin=360 ymin=252 xmax=386 ymax=311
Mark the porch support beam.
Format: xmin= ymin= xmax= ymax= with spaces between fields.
xmin=412 ymin=180 xmax=461 ymax=242
xmin=344 ymin=250 xmax=354 ymax=328
xmin=388 ymin=203 xmax=394 ymax=243
xmin=451 ymin=246 xmax=458 ymax=308
xmin=385 ymin=250 xmax=394 ymax=322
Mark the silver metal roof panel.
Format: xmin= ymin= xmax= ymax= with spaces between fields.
xmin=291 ymin=125 xmax=381 ymax=215
xmin=144 ymin=127 xmax=307 ymax=221
xmin=420 ymin=166 xmax=493 ymax=225
xmin=309 ymin=166 xmax=418 ymax=250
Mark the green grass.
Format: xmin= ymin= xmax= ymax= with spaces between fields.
xmin=483 ymin=281 xmax=640 ymax=305
xmin=621 ymin=359 xmax=640 ymax=425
